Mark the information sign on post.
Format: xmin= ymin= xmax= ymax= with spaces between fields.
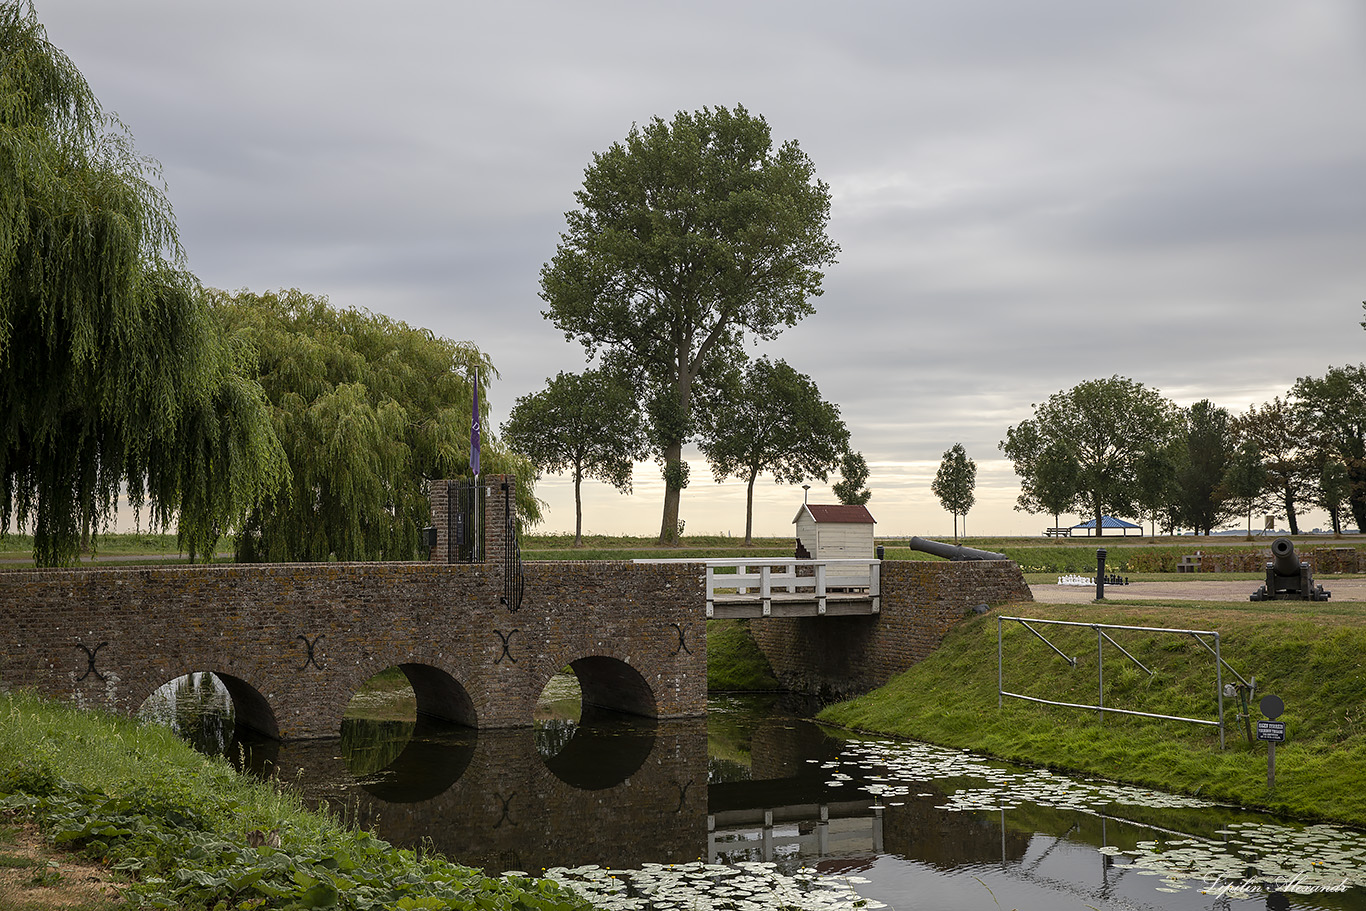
xmin=1259 ymin=694 xmax=1285 ymax=792
xmin=1256 ymin=720 xmax=1286 ymax=742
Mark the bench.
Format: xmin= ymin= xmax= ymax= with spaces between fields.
xmin=1044 ymin=527 xmax=1072 ymax=537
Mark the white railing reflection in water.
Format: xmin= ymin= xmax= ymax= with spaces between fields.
xmin=997 ymin=616 xmax=1253 ymax=750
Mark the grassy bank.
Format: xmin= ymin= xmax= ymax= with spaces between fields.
xmin=819 ymin=598 xmax=1366 ymax=826
xmin=0 ymin=691 xmax=592 ymax=910
xmin=706 ymin=620 xmax=781 ymax=691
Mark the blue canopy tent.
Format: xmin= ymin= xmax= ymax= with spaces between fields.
xmin=1071 ymin=516 xmax=1141 ymax=536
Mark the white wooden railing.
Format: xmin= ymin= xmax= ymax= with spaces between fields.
xmin=635 ymin=558 xmax=880 ymax=617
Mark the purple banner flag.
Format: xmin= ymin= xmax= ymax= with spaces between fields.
xmin=470 ymin=373 xmax=481 ymax=477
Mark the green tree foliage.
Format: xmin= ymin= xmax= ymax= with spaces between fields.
xmin=1293 ymin=365 xmax=1366 ymax=534
xmin=539 ymin=105 xmax=838 ymax=545
xmin=1232 ymin=397 xmax=1313 ymax=535
xmin=698 ymin=358 xmax=848 ymax=545
xmin=1174 ymin=399 xmax=1235 ymax=536
xmin=1005 ymin=425 xmax=1081 ymax=531
xmin=1000 ymin=376 xmax=1178 ymax=535
xmin=0 ymin=5 xmax=283 ymax=565
xmin=502 ymin=369 xmax=646 ymax=546
xmin=832 ymin=450 xmax=872 ymax=506
xmin=1221 ymin=440 xmax=1267 ymax=538
xmin=1132 ymin=441 xmax=1179 ymax=536
xmin=213 ymin=289 xmax=537 ymax=561
xmin=1318 ymin=457 xmax=1351 ymax=537
xmin=931 ymin=443 xmax=976 ymax=542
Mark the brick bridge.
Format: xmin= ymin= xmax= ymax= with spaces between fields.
xmin=0 ymin=476 xmax=1031 ymax=739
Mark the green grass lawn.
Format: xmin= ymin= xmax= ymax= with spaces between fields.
xmin=0 ymin=691 xmax=592 ymax=910
xmin=819 ymin=597 xmax=1366 ymax=825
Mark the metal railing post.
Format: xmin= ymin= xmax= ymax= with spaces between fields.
xmin=998 ymin=615 xmax=1003 ymax=709
xmin=1097 ymin=626 xmax=1104 ymax=722
xmin=1215 ymin=633 xmax=1225 ymax=750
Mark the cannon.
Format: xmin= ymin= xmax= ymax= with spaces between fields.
xmin=908 ymin=536 xmax=1008 ymax=562
xmin=1250 ymin=537 xmax=1330 ymax=601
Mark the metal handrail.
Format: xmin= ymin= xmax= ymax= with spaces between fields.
xmin=997 ymin=615 xmax=1248 ymax=749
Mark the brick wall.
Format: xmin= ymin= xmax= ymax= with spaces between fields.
xmin=0 ymin=558 xmax=708 ymax=740
xmin=748 ymin=560 xmax=1032 ymax=698
xmin=1179 ymin=545 xmax=1365 ymax=574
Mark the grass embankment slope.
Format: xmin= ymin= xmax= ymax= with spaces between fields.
xmin=820 ymin=596 xmax=1366 ymax=826
xmin=706 ymin=619 xmax=781 ymax=691
xmin=0 ymin=691 xmax=591 ymax=910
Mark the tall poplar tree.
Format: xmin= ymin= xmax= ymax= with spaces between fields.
xmin=0 ymin=4 xmax=282 ymax=564
xmin=540 ymin=105 xmax=838 ymax=545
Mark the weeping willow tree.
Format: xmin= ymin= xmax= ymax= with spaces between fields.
xmin=213 ymin=288 xmax=540 ymax=562
xmin=0 ymin=4 xmax=284 ymax=565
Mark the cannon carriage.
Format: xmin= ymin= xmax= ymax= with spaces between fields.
xmin=1250 ymin=537 xmax=1330 ymax=601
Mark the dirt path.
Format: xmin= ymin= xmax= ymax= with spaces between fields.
xmin=1030 ymin=578 xmax=1366 ymax=603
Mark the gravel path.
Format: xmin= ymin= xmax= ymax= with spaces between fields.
xmin=1030 ymin=578 xmax=1366 ymax=603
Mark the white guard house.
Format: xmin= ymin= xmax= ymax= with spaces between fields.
xmin=794 ymin=504 xmax=877 ymax=587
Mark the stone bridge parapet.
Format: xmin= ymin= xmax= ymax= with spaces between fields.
xmin=0 ymin=557 xmax=707 ymax=739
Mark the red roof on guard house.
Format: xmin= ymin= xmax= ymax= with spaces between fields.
xmin=793 ymin=504 xmax=876 ymax=524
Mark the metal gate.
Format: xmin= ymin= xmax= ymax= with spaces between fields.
xmin=445 ymin=480 xmax=484 ymax=563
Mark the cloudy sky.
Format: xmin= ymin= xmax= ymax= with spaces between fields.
xmin=36 ymin=1 xmax=1366 ymax=538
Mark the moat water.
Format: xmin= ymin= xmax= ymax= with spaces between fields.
xmin=148 ymin=675 xmax=1366 ymax=910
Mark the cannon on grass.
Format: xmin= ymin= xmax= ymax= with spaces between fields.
xmin=908 ymin=536 xmax=1008 ymax=562
xmin=1250 ymin=537 xmax=1330 ymax=601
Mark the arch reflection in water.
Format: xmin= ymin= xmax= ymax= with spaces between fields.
xmin=342 ymin=664 xmax=478 ymax=803
xmin=537 ymin=708 xmax=658 ymax=791
xmin=274 ymin=718 xmax=710 ymax=874
xmin=344 ymin=722 xmax=478 ymax=804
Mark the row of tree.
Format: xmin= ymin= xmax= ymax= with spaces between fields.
xmin=1 ymin=7 xmax=519 ymax=565
xmin=501 ymin=359 xmax=873 ymax=545
xmin=1001 ymin=367 xmax=1366 ymax=536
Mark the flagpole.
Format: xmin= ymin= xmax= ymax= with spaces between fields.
xmin=471 ymin=368 xmax=482 ymax=562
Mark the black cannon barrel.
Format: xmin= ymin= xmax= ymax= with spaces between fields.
xmin=908 ymin=536 xmax=1008 ymax=562
xmin=1271 ymin=536 xmax=1300 ymax=576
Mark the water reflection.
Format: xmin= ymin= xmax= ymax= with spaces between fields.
xmin=149 ymin=683 xmax=1366 ymax=910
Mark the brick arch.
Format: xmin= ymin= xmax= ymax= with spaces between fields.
xmin=568 ymin=655 xmax=657 ymax=719
xmin=397 ymin=662 xmax=477 ymax=729
xmin=134 ymin=670 xmax=280 ymax=741
xmin=217 ymin=672 xmax=281 ymax=740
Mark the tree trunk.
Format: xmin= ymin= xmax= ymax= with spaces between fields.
xmin=657 ymin=439 xmax=684 ymax=546
xmin=657 ymin=366 xmax=695 ymax=546
xmin=952 ymin=513 xmax=959 ymax=543
xmin=1283 ymin=486 xmax=1299 ymax=535
xmin=1331 ymin=506 xmax=1342 ymax=537
xmin=573 ymin=467 xmax=584 ymax=547
xmin=1348 ymin=461 xmax=1366 ymax=535
xmin=744 ymin=470 xmax=758 ymax=546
